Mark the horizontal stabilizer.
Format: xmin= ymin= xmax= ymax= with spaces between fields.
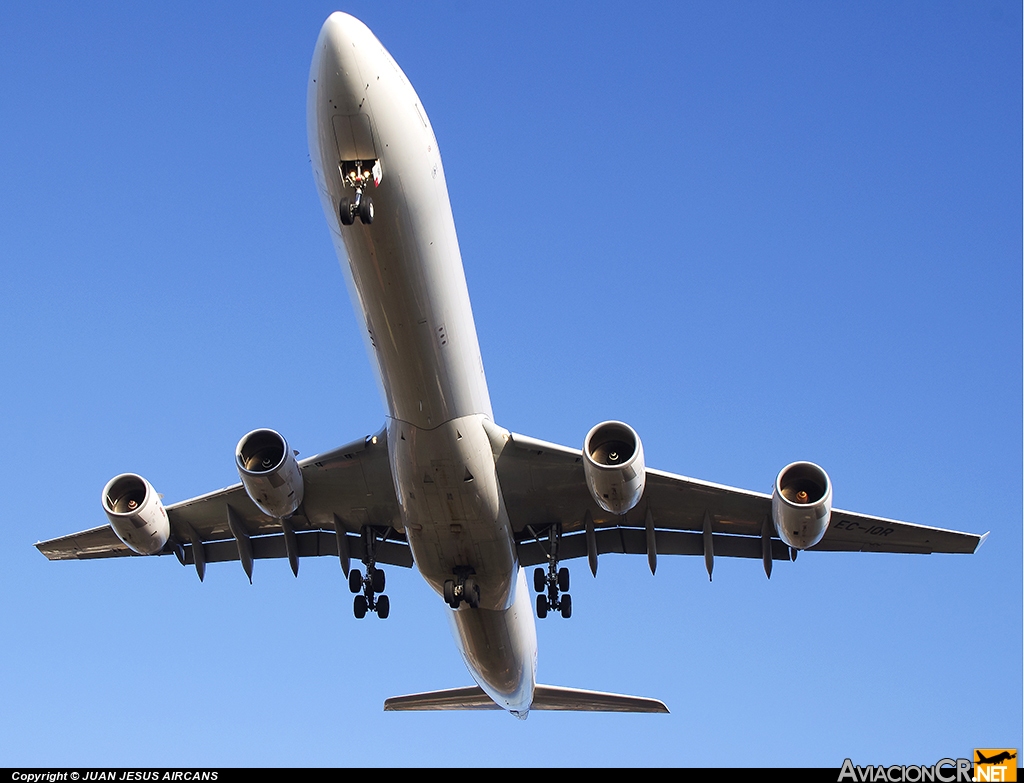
xmin=384 ymin=686 xmax=501 ymax=711
xmin=383 ymin=684 xmax=669 ymax=713
xmin=532 ymin=684 xmax=669 ymax=712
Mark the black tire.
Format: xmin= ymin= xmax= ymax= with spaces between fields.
xmin=376 ymin=594 xmax=390 ymax=619
xmin=464 ymin=578 xmax=479 ymax=609
xmin=533 ymin=567 xmax=545 ymax=593
xmin=536 ymin=594 xmax=548 ymax=619
xmin=443 ymin=579 xmax=457 ymax=607
xmin=358 ymin=196 xmax=374 ymax=224
xmin=372 ymin=568 xmax=385 ymax=593
xmin=349 ymin=569 xmax=362 ymax=594
xmin=558 ymin=567 xmax=570 ymax=593
xmin=339 ymin=198 xmax=355 ymax=226
xmin=353 ymin=594 xmax=367 ymax=619
xmin=560 ymin=593 xmax=572 ymax=619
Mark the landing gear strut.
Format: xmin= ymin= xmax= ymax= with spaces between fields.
xmin=530 ymin=525 xmax=572 ymax=619
xmin=349 ymin=527 xmax=390 ymax=619
xmin=339 ymin=159 xmax=378 ymax=226
xmin=443 ymin=568 xmax=480 ymax=610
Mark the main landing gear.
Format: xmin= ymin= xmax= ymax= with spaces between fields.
xmin=531 ymin=525 xmax=572 ymax=619
xmin=349 ymin=527 xmax=390 ymax=619
xmin=443 ymin=569 xmax=480 ymax=610
xmin=338 ymin=159 xmax=378 ymax=226
xmin=349 ymin=565 xmax=389 ymax=619
xmin=534 ymin=566 xmax=571 ymax=619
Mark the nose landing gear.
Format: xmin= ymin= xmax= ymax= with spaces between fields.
xmin=340 ymin=192 xmax=373 ymax=226
xmin=338 ymin=159 xmax=380 ymax=226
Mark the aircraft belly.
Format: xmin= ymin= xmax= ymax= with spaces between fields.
xmin=309 ymin=14 xmax=536 ymax=714
xmin=308 ymin=17 xmax=491 ymax=430
xmin=388 ymin=415 xmax=516 ymax=610
xmin=446 ymin=568 xmax=537 ymax=712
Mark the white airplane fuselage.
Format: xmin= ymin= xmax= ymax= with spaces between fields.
xmin=307 ymin=13 xmax=537 ymax=714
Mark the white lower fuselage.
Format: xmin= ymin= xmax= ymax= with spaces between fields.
xmin=307 ymin=13 xmax=536 ymax=714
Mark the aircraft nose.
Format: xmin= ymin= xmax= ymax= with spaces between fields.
xmin=312 ymin=12 xmax=374 ymax=115
xmin=319 ymin=11 xmax=365 ymax=53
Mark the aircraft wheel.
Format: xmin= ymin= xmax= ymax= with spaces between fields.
xmin=349 ymin=569 xmax=362 ymax=594
xmin=560 ymin=593 xmax=572 ymax=619
xmin=376 ymin=594 xmax=390 ymax=619
xmin=443 ymin=579 xmax=457 ymax=608
xmin=372 ymin=568 xmax=385 ymax=593
xmin=353 ymin=594 xmax=368 ymax=619
xmin=339 ymin=198 xmax=355 ymax=226
xmin=536 ymin=594 xmax=548 ymax=619
xmin=533 ymin=567 xmax=545 ymax=593
xmin=557 ymin=567 xmax=570 ymax=593
xmin=464 ymin=577 xmax=480 ymax=609
xmin=358 ymin=196 xmax=374 ymax=224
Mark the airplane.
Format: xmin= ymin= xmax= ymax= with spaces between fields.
xmin=976 ymin=752 xmax=1017 ymax=766
xmin=35 ymin=11 xmax=987 ymax=718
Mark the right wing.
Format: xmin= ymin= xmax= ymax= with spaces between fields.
xmin=36 ymin=429 xmax=411 ymax=577
xmin=494 ymin=430 xmax=985 ymax=572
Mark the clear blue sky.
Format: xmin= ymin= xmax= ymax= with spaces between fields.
xmin=1 ymin=1 xmax=1020 ymax=767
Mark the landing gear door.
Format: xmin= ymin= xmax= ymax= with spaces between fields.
xmin=332 ymin=113 xmax=378 ymax=161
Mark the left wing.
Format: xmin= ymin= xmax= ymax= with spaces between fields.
xmin=495 ymin=431 xmax=985 ymax=574
xmin=36 ymin=430 xmax=412 ymax=578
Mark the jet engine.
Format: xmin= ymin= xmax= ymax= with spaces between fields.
xmin=771 ymin=461 xmax=832 ymax=549
xmin=583 ymin=421 xmax=646 ymax=515
xmin=235 ymin=428 xmax=304 ymax=518
xmin=102 ymin=473 xmax=170 ymax=555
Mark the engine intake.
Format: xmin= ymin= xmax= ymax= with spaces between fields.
xmin=772 ymin=461 xmax=832 ymax=549
xmin=102 ymin=473 xmax=170 ymax=555
xmin=235 ymin=428 xmax=304 ymax=519
xmin=583 ymin=421 xmax=646 ymax=515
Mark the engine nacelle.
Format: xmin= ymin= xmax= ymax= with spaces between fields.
xmin=583 ymin=421 xmax=646 ymax=515
xmin=102 ymin=473 xmax=170 ymax=555
xmin=772 ymin=461 xmax=832 ymax=550
xmin=235 ymin=428 xmax=304 ymax=519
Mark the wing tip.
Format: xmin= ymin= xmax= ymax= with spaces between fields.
xmin=35 ymin=540 xmax=66 ymax=560
xmin=973 ymin=530 xmax=990 ymax=553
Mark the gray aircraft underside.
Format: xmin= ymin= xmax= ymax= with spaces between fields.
xmin=36 ymin=12 xmax=986 ymax=718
